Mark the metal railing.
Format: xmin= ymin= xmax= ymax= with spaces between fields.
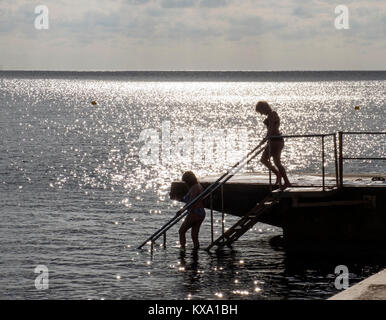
xmin=137 ymin=136 xmax=269 ymax=250
xmin=338 ymin=131 xmax=386 ymax=187
xmin=267 ymin=133 xmax=339 ymax=191
xmin=138 ymin=131 xmax=385 ymax=251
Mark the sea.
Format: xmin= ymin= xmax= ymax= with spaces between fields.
xmin=0 ymin=71 xmax=385 ymax=300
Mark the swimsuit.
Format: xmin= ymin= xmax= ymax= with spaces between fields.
xmin=183 ymin=187 xmax=206 ymax=218
xmin=264 ymin=117 xmax=284 ymax=142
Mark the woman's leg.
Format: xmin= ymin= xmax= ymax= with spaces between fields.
xmin=179 ymin=215 xmax=194 ymax=249
xmin=191 ymin=216 xmax=204 ymax=249
xmin=261 ymin=145 xmax=281 ymax=184
xmin=272 ymin=142 xmax=291 ymax=189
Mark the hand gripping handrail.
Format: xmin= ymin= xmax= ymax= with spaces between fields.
xmin=137 ymin=137 xmax=268 ymax=250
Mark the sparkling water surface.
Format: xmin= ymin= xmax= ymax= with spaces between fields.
xmin=0 ymin=71 xmax=385 ymax=299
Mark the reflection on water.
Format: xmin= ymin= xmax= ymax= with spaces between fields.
xmin=0 ymin=74 xmax=385 ymax=299
xmin=137 ymin=236 xmax=385 ymax=301
xmin=1 ymin=78 xmax=385 ymax=195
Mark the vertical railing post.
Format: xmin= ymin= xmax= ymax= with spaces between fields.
xmin=322 ymin=136 xmax=325 ymax=191
xmin=163 ymin=232 xmax=166 ymax=249
xmin=268 ymin=137 xmax=272 ymax=191
xmin=210 ymin=193 xmax=214 ymax=244
xmin=333 ymin=134 xmax=339 ymax=188
xmin=338 ymin=131 xmax=343 ymax=188
xmin=221 ymin=184 xmax=225 ymax=241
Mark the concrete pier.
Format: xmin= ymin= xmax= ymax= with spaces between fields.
xmin=169 ymin=172 xmax=386 ymax=250
xmin=329 ymin=269 xmax=386 ymax=300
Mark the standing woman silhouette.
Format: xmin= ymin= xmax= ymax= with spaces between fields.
xmin=255 ymin=101 xmax=291 ymax=190
xmin=176 ymin=171 xmax=205 ymax=250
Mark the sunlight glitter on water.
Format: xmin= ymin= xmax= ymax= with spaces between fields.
xmin=0 ymin=75 xmax=385 ymax=299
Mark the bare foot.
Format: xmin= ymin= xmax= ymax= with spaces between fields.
xmin=273 ymin=177 xmax=282 ymax=187
xmin=280 ymin=182 xmax=292 ymax=190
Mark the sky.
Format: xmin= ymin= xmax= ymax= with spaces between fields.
xmin=0 ymin=0 xmax=385 ymax=71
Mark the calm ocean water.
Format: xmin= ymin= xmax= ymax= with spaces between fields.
xmin=0 ymin=71 xmax=385 ymax=300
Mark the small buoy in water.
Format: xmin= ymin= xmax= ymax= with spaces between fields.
xmin=91 ymin=100 xmax=97 ymax=105
xmin=355 ymin=105 xmax=360 ymax=110
xmin=371 ymin=176 xmax=385 ymax=182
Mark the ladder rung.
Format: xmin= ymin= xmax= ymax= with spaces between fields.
xmin=206 ymin=195 xmax=277 ymax=251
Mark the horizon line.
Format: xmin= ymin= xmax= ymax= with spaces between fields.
xmin=1 ymin=69 xmax=385 ymax=73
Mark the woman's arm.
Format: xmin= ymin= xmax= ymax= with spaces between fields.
xmin=175 ymin=185 xmax=203 ymax=216
xmin=190 ymin=184 xmax=202 ymax=199
xmin=189 ymin=184 xmax=204 ymax=209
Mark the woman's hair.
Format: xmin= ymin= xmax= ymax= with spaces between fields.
xmin=182 ymin=171 xmax=199 ymax=187
xmin=255 ymin=101 xmax=272 ymax=114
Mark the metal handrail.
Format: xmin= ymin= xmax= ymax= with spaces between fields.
xmin=339 ymin=131 xmax=386 ymax=187
xmin=341 ymin=132 xmax=386 ymax=135
xmin=343 ymin=157 xmax=386 ymax=161
xmin=137 ymin=137 xmax=268 ymax=250
xmin=138 ymin=131 xmax=385 ymax=251
xmin=270 ymin=133 xmax=336 ymax=139
xmin=268 ymin=133 xmax=338 ymax=191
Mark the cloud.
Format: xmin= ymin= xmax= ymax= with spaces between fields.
xmin=200 ymin=0 xmax=230 ymax=8
xmin=160 ymin=0 xmax=196 ymax=8
xmin=125 ymin=0 xmax=151 ymax=4
xmin=0 ymin=0 xmax=385 ymax=70
xmin=224 ymin=15 xmax=286 ymax=41
xmin=292 ymin=6 xmax=313 ymax=18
